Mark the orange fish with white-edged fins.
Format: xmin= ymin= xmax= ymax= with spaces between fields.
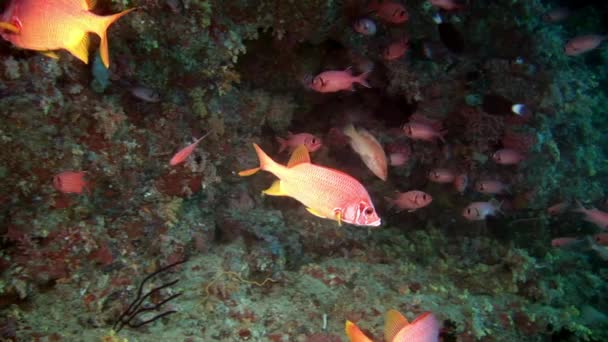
xmin=0 ymin=0 xmax=134 ymax=68
xmin=239 ymin=143 xmax=381 ymax=227
xmin=343 ymin=124 xmax=388 ymax=181
xmin=346 ymin=309 xmax=440 ymax=342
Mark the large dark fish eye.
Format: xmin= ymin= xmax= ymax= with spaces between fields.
xmin=364 ymin=207 xmax=374 ymax=215
xmin=398 ymin=10 xmax=405 ymax=18
xmin=466 ymin=208 xmax=471 ymax=215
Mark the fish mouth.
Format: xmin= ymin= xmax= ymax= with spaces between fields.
xmin=367 ymin=218 xmax=382 ymax=227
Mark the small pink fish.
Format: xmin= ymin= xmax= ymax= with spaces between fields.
xmin=542 ymin=7 xmax=571 ymax=23
xmin=475 ymin=180 xmax=509 ymax=195
xmin=453 ymin=173 xmax=468 ymax=193
xmin=573 ymin=201 xmax=608 ymax=230
xmin=462 ymin=201 xmax=501 ymax=221
xmin=551 ymin=237 xmax=579 ymax=248
xmin=276 ymin=132 xmax=322 ymax=153
xmin=594 ymin=233 xmax=608 ymax=245
xmin=389 ymin=152 xmax=409 ymax=166
xmin=368 ymin=0 xmax=409 ymax=24
xmin=53 ymin=171 xmax=89 ymax=194
xmin=310 ymin=68 xmax=371 ymax=93
xmin=547 ymin=201 xmax=569 ymax=216
xmin=353 ymin=18 xmax=376 ymax=36
xmin=428 ymin=168 xmax=455 ymax=183
xmin=385 ymin=190 xmax=432 ymax=212
xmin=170 ymin=132 xmax=211 ymax=166
xmin=564 ymin=35 xmax=607 ymax=56
xmin=430 ymin=0 xmax=466 ymax=11
xmin=383 ymin=38 xmax=408 ymax=60
xmin=403 ymin=122 xmax=445 ymax=142
xmin=492 ymin=148 xmax=524 ymax=165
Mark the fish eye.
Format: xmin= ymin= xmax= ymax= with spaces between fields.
xmin=364 ymin=207 xmax=374 ymax=215
xmin=422 ymin=194 xmax=427 ymax=200
xmin=311 ymin=138 xmax=317 ymax=144
xmin=398 ymin=10 xmax=405 ymax=18
xmin=466 ymin=208 xmax=471 ymax=214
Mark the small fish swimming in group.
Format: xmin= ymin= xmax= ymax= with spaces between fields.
xmin=403 ymin=122 xmax=446 ymax=142
xmin=239 ymin=144 xmax=381 ymax=227
xmin=573 ymin=201 xmax=608 ymax=230
xmin=430 ymin=0 xmax=466 ymax=11
xmin=353 ymin=17 xmax=377 ymax=36
xmin=368 ymin=0 xmax=409 ymax=24
xmin=0 ymin=0 xmax=135 ymax=68
xmin=343 ymin=124 xmax=388 ymax=181
xmin=564 ymin=35 xmax=606 ymax=56
xmin=475 ymin=180 xmax=509 ymax=195
xmin=428 ymin=168 xmax=455 ymax=183
xmin=130 ymin=86 xmax=161 ymax=103
xmin=462 ymin=201 xmax=502 ymax=221
xmin=276 ymin=132 xmax=322 ymax=153
xmin=170 ymin=131 xmax=211 ymax=166
xmin=385 ymin=190 xmax=433 ymax=212
xmin=492 ymin=148 xmax=524 ymax=165
xmin=346 ymin=309 xmax=439 ymax=342
xmin=310 ymin=68 xmax=371 ymax=93
xmin=383 ymin=37 xmax=409 ymax=60
xmin=53 ymin=171 xmax=89 ymax=194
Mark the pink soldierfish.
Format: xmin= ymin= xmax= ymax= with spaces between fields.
xmin=53 ymin=171 xmax=89 ymax=194
xmin=564 ymin=35 xmax=607 ymax=56
xmin=310 ymin=68 xmax=371 ymax=93
xmin=475 ymin=180 xmax=509 ymax=195
xmin=385 ymin=190 xmax=432 ymax=212
xmin=573 ymin=201 xmax=608 ymax=230
xmin=170 ymin=131 xmax=211 ymax=166
xmin=383 ymin=37 xmax=409 ymax=60
xmin=428 ymin=168 xmax=455 ymax=183
xmin=368 ymin=0 xmax=409 ymax=24
xmin=551 ymin=237 xmax=580 ymax=248
xmin=403 ymin=122 xmax=445 ymax=142
xmin=276 ymin=132 xmax=322 ymax=153
xmin=492 ymin=148 xmax=524 ymax=165
xmin=462 ymin=201 xmax=502 ymax=221
xmin=430 ymin=0 xmax=466 ymax=11
xmin=547 ymin=201 xmax=569 ymax=216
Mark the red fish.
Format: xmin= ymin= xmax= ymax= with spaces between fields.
xmin=403 ymin=122 xmax=446 ymax=142
xmin=368 ymin=0 xmax=409 ymax=24
xmin=474 ymin=180 xmax=509 ymax=195
xmin=428 ymin=168 xmax=455 ymax=183
xmin=551 ymin=237 xmax=579 ymax=248
xmin=310 ymin=68 xmax=371 ymax=93
xmin=573 ymin=201 xmax=608 ymax=230
xmin=170 ymin=132 xmax=210 ymax=166
xmin=53 ymin=171 xmax=89 ymax=194
xmin=276 ymin=132 xmax=322 ymax=153
xmin=492 ymin=148 xmax=524 ymax=165
xmin=346 ymin=309 xmax=439 ymax=342
xmin=0 ymin=0 xmax=134 ymax=68
xmin=385 ymin=190 xmax=432 ymax=212
xmin=239 ymin=144 xmax=381 ymax=227
xmin=383 ymin=37 xmax=408 ymax=60
xmin=564 ymin=35 xmax=606 ymax=56
xmin=547 ymin=201 xmax=569 ymax=216
xmin=430 ymin=0 xmax=466 ymax=11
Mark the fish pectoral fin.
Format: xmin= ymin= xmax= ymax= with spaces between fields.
xmin=287 ymin=144 xmax=311 ymax=167
xmin=0 ymin=22 xmax=19 ymax=33
xmin=66 ymin=33 xmax=90 ymax=65
xmin=262 ymin=180 xmax=286 ymax=196
xmin=40 ymin=51 xmax=60 ymax=59
xmin=306 ymin=207 xmax=326 ymax=219
xmin=335 ymin=209 xmax=342 ymax=226
xmin=384 ymin=309 xmax=409 ymax=342
xmin=238 ymin=167 xmax=260 ymax=177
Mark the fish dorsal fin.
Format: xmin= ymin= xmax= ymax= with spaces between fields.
xmin=80 ymin=0 xmax=97 ymax=10
xmin=287 ymin=144 xmax=310 ymax=167
xmin=66 ymin=33 xmax=90 ymax=65
xmin=384 ymin=309 xmax=408 ymax=342
xmin=345 ymin=321 xmax=373 ymax=342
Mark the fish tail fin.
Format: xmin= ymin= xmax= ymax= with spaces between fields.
xmin=355 ymin=71 xmax=371 ymax=88
xmin=238 ymin=143 xmax=280 ymax=177
xmin=276 ymin=136 xmax=287 ymax=153
xmin=97 ymin=8 xmax=136 ymax=68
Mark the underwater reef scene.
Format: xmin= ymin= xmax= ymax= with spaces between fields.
xmin=2 ymin=0 xmax=608 ymax=340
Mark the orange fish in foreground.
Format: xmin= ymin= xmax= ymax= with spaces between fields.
xmin=170 ymin=131 xmax=211 ymax=166
xmin=239 ymin=143 xmax=381 ymax=227
xmin=0 ymin=0 xmax=134 ymax=68
xmin=346 ymin=309 xmax=439 ymax=342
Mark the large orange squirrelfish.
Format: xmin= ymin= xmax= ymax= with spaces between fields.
xmin=0 ymin=0 xmax=134 ymax=68
xmin=239 ymin=143 xmax=381 ymax=227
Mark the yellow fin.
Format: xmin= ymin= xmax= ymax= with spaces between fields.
xmin=345 ymin=321 xmax=373 ymax=342
xmin=0 ymin=21 xmax=19 ymax=33
xmin=262 ymin=180 xmax=286 ymax=196
xmin=384 ymin=309 xmax=409 ymax=342
xmin=40 ymin=51 xmax=60 ymax=59
xmin=287 ymin=144 xmax=310 ymax=167
xmin=306 ymin=207 xmax=326 ymax=219
xmin=98 ymin=8 xmax=136 ymax=68
xmin=66 ymin=33 xmax=90 ymax=65
xmin=238 ymin=167 xmax=260 ymax=177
